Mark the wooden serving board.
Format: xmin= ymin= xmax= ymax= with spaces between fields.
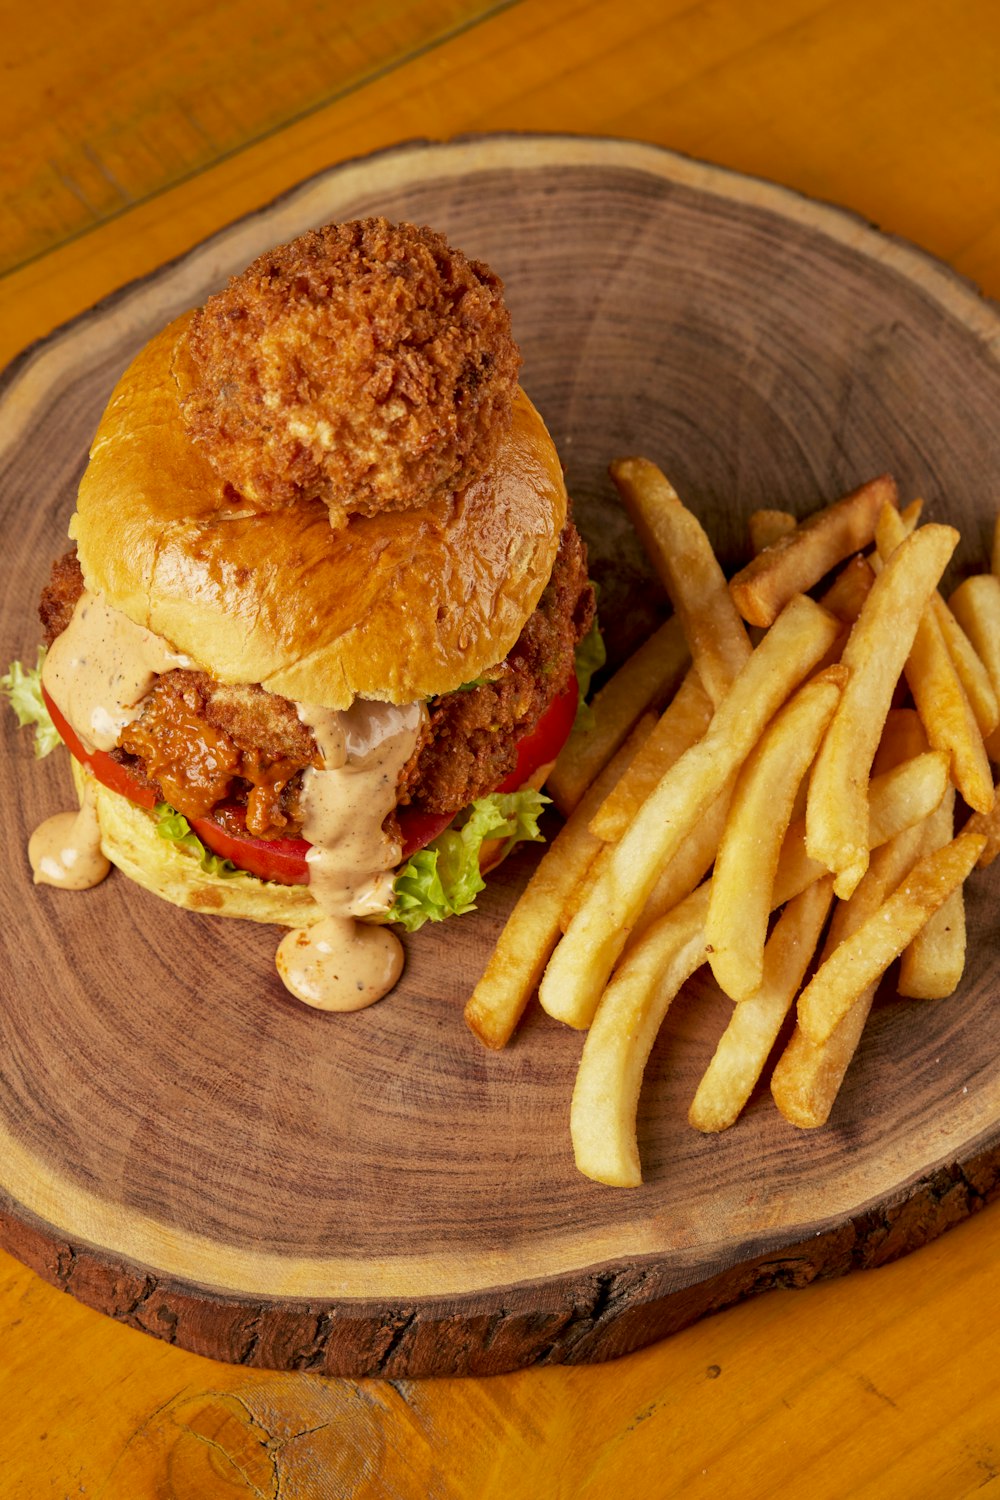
xmin=1 ymin=136 xmax=999 ymax=1378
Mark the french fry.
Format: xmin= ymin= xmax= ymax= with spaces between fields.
xmin=609 ymin=458 xmax=751 ymax=708
xmin=569 ymin=772 xmax=729 ymax=939
xmin=949 ymin=573 xmax=1000 ymax=706
xmin=628 ymin=779 xmax=733 ymax=944
xmin=806 ymin=522 xmax=959 ymax=899
xmin=873 ymin=502 xmax=1000 ymax=737
xmin=689 ymin=877 xmax=835 ymax=1132
xmin=931 ymin=596 xmax=1000 ymax=739
xmin=875 ymin=505 xmax=993 ymax=813
xmin=795 ymin=831 xmax=985 ymax=1047
xmin=729 ymin=474 xmax=898 ymax=627
xmin=873 ymin=708 xmax=927 ymax=771
xmin=464 ymin=716 xmax=657 ymax=1049
xmin=964 ymin=786 xmax=1000 ymax=868
xmin=774 ymin=750 xmax=949 ymax=905
xmin=770 ymin=999 xmax=873 ymax=1130
xmin=546 ymin=616 xmax=688 ymax=815
xmin=898 ymin=787 xmax=966 ymax=998
xmin=749 ymin=509 xmax=797 ymax=554
xmin=898 ymin=497 xmax=924 ymax=534
xmin=993 ymin=511 xmax=1000 ymax=577
xmin=706 ymin=669 xmax=846 ymax=1001
xmin=819 ymin=554 xmax=876 ymax=626
xmin=770 ymin=818 xmax=931 ymax=1128
xmin=588 ymin=668 xmax=713 ymax=843
xmin=571 ymin=884 xmax=711 ymax=1186
xmin=539 ymin=595 xmax=841 ymax=1029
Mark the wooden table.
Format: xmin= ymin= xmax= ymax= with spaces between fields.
xmin=4 ymin=2 xmax=1000 ymax=1494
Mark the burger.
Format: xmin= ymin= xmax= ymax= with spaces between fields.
xmin=5 ymin=219 xmax=596 ymax=1011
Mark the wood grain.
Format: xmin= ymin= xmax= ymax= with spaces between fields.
xmin=1 ymin=135 xmax=999 ymax=1375
xmin=0 ymin=0 xmax=508 ymax=274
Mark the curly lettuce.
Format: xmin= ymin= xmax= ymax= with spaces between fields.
xmin=573 ymin=610 xmax=606 ymax=730
xmin=388 ymin=788 xmax=549 ymax=932
xmin=153 ymin=802 xmax=249 ymax=881
xmin=1 ymin=647 xmax=60 ymax=757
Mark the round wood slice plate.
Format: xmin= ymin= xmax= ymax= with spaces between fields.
xmin=1 ymin=135 xmax=999 ymax=1378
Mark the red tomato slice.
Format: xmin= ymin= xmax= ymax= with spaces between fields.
xmin=189 ymin=810 xmax=312 ymax=885
xmin=495 ymin=675 xmax=578 ymax=794
xmin=44 ymin=673 xmax=580 ymax=886
xmin=42 ymin=687 xmax=158 ymax=809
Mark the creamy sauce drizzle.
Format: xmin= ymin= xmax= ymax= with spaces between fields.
xmin=42 ymin=591 xmax=193 ymax=752
xmin=33 ymin=588 xmax=422 ymax=1013
xmin=29 ymin=775 xmax=110 ymax=890
xmin=275 ymin=698 xmax=424 ymax=1012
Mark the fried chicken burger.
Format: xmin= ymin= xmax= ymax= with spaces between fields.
xmin=10 ymin=219 xmax=595 ymax=1011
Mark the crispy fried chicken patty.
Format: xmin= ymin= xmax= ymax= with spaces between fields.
xmin=178 ymin=219 xmax=521 ymax=524
xmin=40 ymin=525 xmax=594 ymax=838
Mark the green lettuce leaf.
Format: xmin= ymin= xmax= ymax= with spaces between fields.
xmin=153 ymin=802 xmax=249 ymax=881
xmin=0 ymin=647 xmax=61 ymax=757
xmin=573 ymin=600 xmax=606 ymax=731
xmin=387 ymin=788 xmax=549 ymax=932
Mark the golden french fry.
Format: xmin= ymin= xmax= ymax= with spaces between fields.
xmin=628 ymin=779 xmax=733 ymax=944
xmin=905 ymin=609 xmax=993 ymax=813
xmin=806 ymin=522 xmax=959 ymax=899
xmin=796 ymin=831 xmax=985 ymax=1047
xmin=706 ymin=669 xmax=845 ymax=1001
xmin=898 ymin=788 xmax=965 ymax=998
xmin=900 ymin=497 xmax=924 ymax=532
xmin=609 ymin=457 xmax=751 ymax=707
xmin=464 ymin=716 xmax=658 ymax=1050
xmin=876 ymin=505 xmax=993 ymax=814
xmin=571 ymin=767 xmax=731 ymax=939
xmin=770 ymin=1000 xmax=874 ymax=1130
xmin=771 ymin=817 xmax=932 ymax=1127
xmin=729 ymin=474 xmax=898 ymax=628
xmin=546 ymin=616 xmax=688 ymax=815
xmin=589 ymin=668 xmax=713 ymax=843
xmin=964 ymin=782 xmax=1000 ymax=868
xmin=993 ymin=511 xmax=1000 ymax=577
xmin=539 ymin=595 xmax=840 ymax=1029
xmin=775 ymin=750 xmax=949 ymax=905
xmin=864 ymin=751 xmax=949 ymax=844
xmin=931 ymin=597 xmax=1000 ymax=739
xmin=818 ymin=554 xmax=876 ymax=625
xmin=873 ymin=708 xmax=927 ymax=772
xmin=570 ymin=885 xmax=711 ymax=1187
xmin=949 ymin=573 xmax=1000 ymax=706
xmin=690 ymin=877 xmax=835 ymax=1133
xmin=749 ymin=509 xmax=797 ymax=554
xmin=873 ymin=497 xmax=922 ymax=560
xmin=874 ymin=502 xmax=999 ymax=737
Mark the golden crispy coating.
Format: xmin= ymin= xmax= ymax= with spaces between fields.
xmin=178 ymin=218 xmax=521 ymax=521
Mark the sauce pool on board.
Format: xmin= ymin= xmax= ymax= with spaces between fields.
xmin=29 ymin=775 xmax=110 ymax=890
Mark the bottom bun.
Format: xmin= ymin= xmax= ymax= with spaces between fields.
xmin=72 ymin=761 xmax=322 ymax=928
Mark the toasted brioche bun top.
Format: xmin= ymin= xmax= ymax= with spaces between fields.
xmin=71 ymin=311 xmax=568 ymax=709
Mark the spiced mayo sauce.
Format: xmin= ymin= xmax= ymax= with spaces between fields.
xmin=31 ymin=590 xmax=424 ymax=1009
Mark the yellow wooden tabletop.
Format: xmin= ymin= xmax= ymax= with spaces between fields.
xmin=5 ymin=2 xmax=1000 ymax=1495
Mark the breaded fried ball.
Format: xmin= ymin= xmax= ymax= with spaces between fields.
xmin=178 ymin=217 xmax=521 ymax=521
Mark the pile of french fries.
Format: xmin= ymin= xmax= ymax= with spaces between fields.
xmin=464 ymin=458 xmax=1000 ymax=1187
